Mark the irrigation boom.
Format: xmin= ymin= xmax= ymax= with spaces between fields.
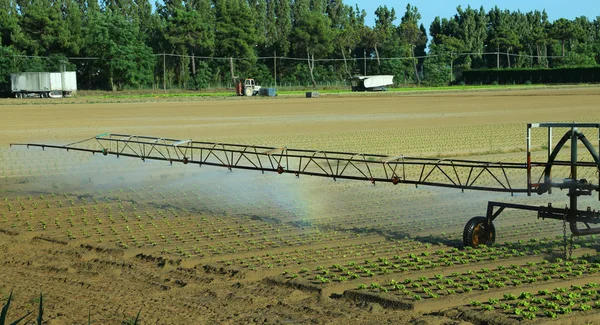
xmin=10 ymin=123 xmax=600 ymax=250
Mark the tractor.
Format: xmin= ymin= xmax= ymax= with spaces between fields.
xmin=235 ymin=78 xmax=261 ymax=96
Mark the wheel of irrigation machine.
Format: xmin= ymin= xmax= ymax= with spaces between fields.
xmin=463 ymin=216 xmax=496 ymax=247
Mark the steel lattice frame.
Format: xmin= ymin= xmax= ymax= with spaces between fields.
xmin=12 ymin=132 xmax=534 ymax=193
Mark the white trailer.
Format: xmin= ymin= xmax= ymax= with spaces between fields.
xmin=11 ymin=72 xmax=77 ymax=98
xmin=61 ymin=72 xmax=77 ymax=97
xmin=350 ymin=75 xmax=394 ymax=91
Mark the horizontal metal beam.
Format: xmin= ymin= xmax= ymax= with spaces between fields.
xmin=529 ymin=122 xmax=600 ymax=129
xmin=9 ymin=132 xmax=599 ymax=196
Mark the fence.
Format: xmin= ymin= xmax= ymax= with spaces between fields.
xmin=0 ymin=51 xmax=583 ymax=92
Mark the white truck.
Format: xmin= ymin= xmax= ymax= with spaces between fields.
xmin=11 ymin=72 xmax=77 ymax=98
xmin=350 ymin=75 xmax=394 ymax=91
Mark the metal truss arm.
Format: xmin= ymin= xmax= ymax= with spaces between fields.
xmin=11 ymin=133 xmax=532 ymax=193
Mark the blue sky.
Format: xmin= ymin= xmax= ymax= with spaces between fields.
xmin=355 ymin=0 xmax=599 ymax=28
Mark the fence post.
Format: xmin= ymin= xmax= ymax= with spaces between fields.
xmin=363 ymin=49 xmax=367 ymax=76
xmin=163 ymin=53 xmax=166 ymax=92
xmin=496 ymin=46 xmax=500 ymax=69
xmin=450 ymin=53 xmax=454 ymax=83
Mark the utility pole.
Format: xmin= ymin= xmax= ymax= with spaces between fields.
xmin=60 ymin=60 xmax=66 ymax=97
xmin=363 ymin=49 xmax=366 ymax=76
xmin=496 ymin=45 xmax=500 ymax=69
xmin=450 ymin=53 xmax=454 ymax=83
xmin=229 ymin=57 xmax=235 ymax=87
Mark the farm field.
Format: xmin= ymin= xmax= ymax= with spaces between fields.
xmin=1 ymin=87 xmax=600 ymax=324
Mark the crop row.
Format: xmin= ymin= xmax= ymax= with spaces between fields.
xmin=355 ymin=257 xmax=598 ymax=302
xmin=469 ymin=282 xmax=600 ymax=320
xmin=1 ymin=195 xmax=372 ymax=258
xmin=279 ymin=244 xmax=594 ymax=285
xmin=219 ymin=238 xmax=433 ymax=270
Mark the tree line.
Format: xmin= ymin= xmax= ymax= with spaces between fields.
xmin=0 ymin=0 xmax=599 ymax=90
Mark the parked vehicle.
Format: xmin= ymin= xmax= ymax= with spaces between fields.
xmin=235 ymin=78 xmax=261 ymax=96
xmin=11 ymin=72 xmax=77 ymax=98
xmin=350 ymin=75 xmax=394 ymax=91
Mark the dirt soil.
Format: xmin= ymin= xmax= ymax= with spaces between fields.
xmin=2 ymin=87 xmax=599 ymax=146
xmin=1 ymin=87 xmax=600 ymax=324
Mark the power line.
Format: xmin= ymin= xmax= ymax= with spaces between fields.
xmin=1 ymin=52 xmax=564 ymax=62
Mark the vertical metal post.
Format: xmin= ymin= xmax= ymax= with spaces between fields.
xmin=274 ymin=51 xmax=277 ymax=88
xmin=449 ymin=53 xmax=453 ymax=83
xmin=497 ymin=46 xmax=500 ymax=69
xmin=364 ymin=49 xmax=367 ymax=76
xmin=548 ymin=127 xmax=553 ymax=194
xmin=526 ymin=124 xmax=532 ymax=196
xmin=548 ymin=127 xmax=552 ymax=157
xmin=570 ymin=127 xmax=578 ymax=217
xmin=486 ymin=202 xmax=494 ymax=223
xmin=60 ymin=60 xmax=66 ymax=97
xmin=163 ymin=53 xmax=166 ymax=92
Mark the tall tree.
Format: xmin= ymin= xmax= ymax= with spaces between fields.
xmin=369 ymin=5 xmax=396 ymax=65
xmin=262 ymin=0 xmax=277 ymax=53
xmin=134 ymin=0 xmax=157 ymax=43
xmin=487 ymin=7 xmax=519 ymax=68
xmin=328 ymin=2 xmax=364 ymax=77
xmin=551 ymin=18 xmax=575 ymax=57
xmin=526 ymin=10 xmax=550 ymax=67
xmin=454 ymin=6 xmax=487 ymax=69
xmin=17 ymin=0 xmax=80 ymax=55
xmin=85 ymin=9 xmax=155 ymax=90
xmin=291 ymin=10 xmax=334 ymax=87
xmin=252 ymin=0 xmax=268 ymax=50
xmin=594 ymin=17 xmax=600 ymax=63
xmin=398 ymin=4 xmax=426 ymax=84
xmin=273 ymin=0 xmax=292 ymax=56
xmin=159 ymin=0 xmax=214 ymax=88
xmin=213 ymin=0 xmax=258 ymax=83
xmin=0 ymin=0 xmax=23 ymax=47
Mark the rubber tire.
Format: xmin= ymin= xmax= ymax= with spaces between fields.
xmin=244 ymin=87 xmax=253 ymax=96
xmin=463 ymin=216 xmax=496 ymax=248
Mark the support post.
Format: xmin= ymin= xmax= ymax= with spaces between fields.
xmin=163 ymin=53 xmax=166 ymax=92
xmin=363 ymin=49 xmax=366 ymax=76
xmin=229 ymin=57 xmax=235 ymax=87
xmin=60 ymin=60 xmax=66 ymax=97
xmin=449 ymin=53 xmax=453 ymax=83
xmin=548 ymin=127 xmax=553 ymax=194
xmin=274 ymin=51 xmax=277 ymax=88
xmin=191 ymin=52 xmax=196 ymax=90
xmin=570 ymin=127 xmax=578 ymax=218
xmin=526 ymin=124 xmax=531 ymax=196
xmin=497 ymin=46 xmax=500 ymax=69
